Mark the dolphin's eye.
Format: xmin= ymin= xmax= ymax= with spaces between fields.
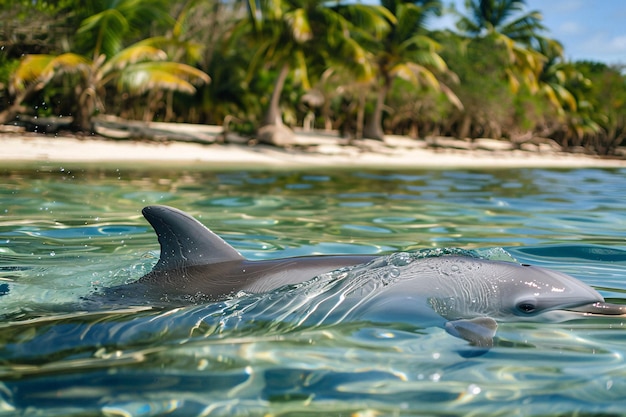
xmin=517 ymin=301 xmax=537 ymax=314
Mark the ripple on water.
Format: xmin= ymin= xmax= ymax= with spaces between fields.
xmin=1 ymin=168 xmax=626 ymax=415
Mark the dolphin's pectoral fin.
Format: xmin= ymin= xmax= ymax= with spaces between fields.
xmin=444 ymin=317 xmax=498 ymax=347
xmin=142 ymin=205 xmax=245 ymax=271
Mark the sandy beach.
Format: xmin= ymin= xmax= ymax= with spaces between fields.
xmin=2 ymin=130 xmax=626 ymax=169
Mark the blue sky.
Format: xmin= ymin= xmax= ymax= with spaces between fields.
xmin=428 ymin=0 xmax=626 ymax=65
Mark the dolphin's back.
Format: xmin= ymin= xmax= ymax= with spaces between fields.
xmin=129 ymin=205 xmax=375 ymax=302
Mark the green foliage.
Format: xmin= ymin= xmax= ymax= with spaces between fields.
xmin=386 ymin=77 xmax=453 ymax=138
xmin=0 ymin=58 xmax=20 ymax=111
xmin=1 ymin=0 xmax=626 ymax=156
xmin=438 ymin=32 xmax=513 ymax=138
xmin=512 ymin=84 xmax=550 ymax=133
xmin=2 ymin=0 xmax=209 ymax=130
xmin=0 ymin=58 xmax=19 ymax=86
xmin=0 ymin=0 xmax=69 ymax=14
xmin=75 ymin=0 xmax=172 ymax=58
xmin=564 ymin=61 xmax=626 ymax=154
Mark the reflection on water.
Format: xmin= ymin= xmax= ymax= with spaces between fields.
xmin=1 ymin=167 xmax=626 ymax=415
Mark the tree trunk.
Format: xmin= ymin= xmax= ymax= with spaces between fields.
xmin=0 ymin=82 xmax=41 ymax=124
xmin=409 ymin=121 xmax=418 ymax=139
xmin=164 ymin=90 xmax=175 ymax=122
xmin=322 ymin=97 xmax=333 ymax=131
xmin=257 ymin=62 xmax=297 ymax=146
xmin=458 ymin=113 xmax=471 ymax=140
xmin=74 ymin=86 xmax=96 ymax=132
xmin=0 ymin=103 xmax=24 ymax=125
xmin=262 ymin=62 xmax=290 ymax=127
xmin=355 ymin=89 xmax=366 ymax=140
xmin=363 ymin=76 xmax=390 ymax=141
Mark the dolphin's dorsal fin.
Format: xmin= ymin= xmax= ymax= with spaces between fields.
xmin=142 ymin=205 xmax=245 ymax=271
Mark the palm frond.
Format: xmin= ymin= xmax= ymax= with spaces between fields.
xmin=390 ymin=61 xmax=441 ymax=93
xmin=504 ymin=67 xmax=520 ymax=93
xmin=439 ymin=83 xmax=464 ymax=110
xmin=47 ymin=53 xmax=91 ymax=79
xmin=335 ymin=4 xmax=394 ymax=40
xmin=137 ymin=36 xmax=204 ymax=64
xmin=293 ymin=49 xmax=311 ymax=89
xmin=499 ymin=10 xmax=545 ymax=44
xmin=339 ymin=37 xmax=374 ymax=82
xmin=10 ymin=53 xmax=89 ymax=93
xmin=117 ymin=62 xmax=210 ymax=96
xmin=552 ymin=83 xmax=577 ymax=111
xmin=117 ymin=0 xmax=173 ymax=28
xmin=118 ymin=70 xmax=194 ymax=95
xmin=11 ymin=55 xmax=55 ymax=92
xmin=78 ymin=8 xmax=129 ymax=57
xmin=101 ymin=45 xmax=168 ymax=75
xmin=285 ymin=8 xmax=313 ymax=43
xmin=395 ymin=2 xmax=437 ymax=42
xmin=399 ymin=34 xmax=440 ymax=55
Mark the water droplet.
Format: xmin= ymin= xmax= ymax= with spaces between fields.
xmin=389 ymin=252 xmax=412 ymax=266
xmin=467 ymin=384 xmax=481 ymax=395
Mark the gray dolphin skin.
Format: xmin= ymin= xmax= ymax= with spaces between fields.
xmin=113 ymin=205 xmax=377 ymax=301
xmin=104 ymin=205 xmax=626 ymax=347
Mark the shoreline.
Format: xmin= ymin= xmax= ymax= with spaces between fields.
xmin=2 ymin=131 xmax=626 ymax=170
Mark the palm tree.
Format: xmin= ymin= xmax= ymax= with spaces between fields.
xmin=238 ymin=0 xmax=391 ymax=144
xmin=362 ymin=0 xmax=461 ymax=140
xmin=2 ymin=0 xmax=210 ymax=130
xmin=457 ymin=0 xmax=544 ymax=41
xmin=5 ymin=45 xmax=209 ymax=131
xmin=456 ymin=0 xmax=547 ymax=92
xmin=134 ymin=0 xmax=208 ymax=121
xmin=0 ymin=53 xmax=90 ymax=125
xmin=535 ymin=37 xmax=579 ymax=115
xmin=451 ymin=0 xmax=559 ymax=140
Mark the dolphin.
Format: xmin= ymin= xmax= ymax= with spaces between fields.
xmin=100 ymin=205 xmax=625 ymax=347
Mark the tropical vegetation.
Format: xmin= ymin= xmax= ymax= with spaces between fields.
xmin=0 ymin=0 xmax=624 ymax=155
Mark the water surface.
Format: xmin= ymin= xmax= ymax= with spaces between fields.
xmin=1 ymin=167 xmax=626 ymax=416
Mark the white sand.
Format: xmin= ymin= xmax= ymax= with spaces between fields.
xmin=2 ymin=133 xmax=625 ymax=169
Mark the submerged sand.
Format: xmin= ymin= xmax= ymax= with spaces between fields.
xmin=2 ymin=130 xmax=626 ymax=169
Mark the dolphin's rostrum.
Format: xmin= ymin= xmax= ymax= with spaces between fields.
xmin=103 ymin=205 xmax=626 ymax=347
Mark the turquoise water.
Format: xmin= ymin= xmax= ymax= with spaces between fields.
xmin=1 ymin=166 xmax=626 ymax=416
